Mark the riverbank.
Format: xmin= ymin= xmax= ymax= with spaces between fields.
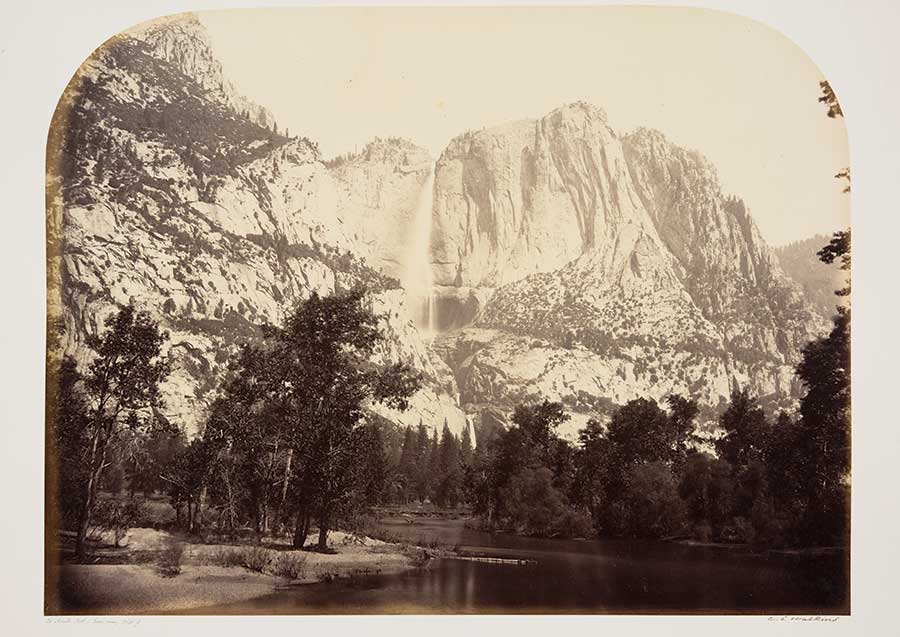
xmin=48 ymin=527 xmax=435 ymax=614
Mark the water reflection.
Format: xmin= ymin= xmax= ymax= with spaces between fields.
xmin=190 ymin=518 xmax=848 ymax=615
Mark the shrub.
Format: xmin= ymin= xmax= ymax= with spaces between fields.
xmin=157 ymin=540 xmax=184 ymax=577
xmin=552 ymin=508 xmax=594 ymax=539
xmin=91 ymin=499 xmax=146 ymax=547
xmin=499 ymin=466 xmax=570 ymax=538
xmin=212 ymin=547 xmax=245 ymax=568
xmin=240 ymin=546 xmax=271 ymax=572
xmin=272 ymin=552 xmax=307 ymax=580
xmin=211 ymin=545 xmax=273 ymax=572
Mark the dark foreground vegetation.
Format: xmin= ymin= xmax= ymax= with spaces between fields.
xmin=48 ymin=221 xmax=849 ymax=564
xmin=49 ymin=288 xmax=424 ymax=563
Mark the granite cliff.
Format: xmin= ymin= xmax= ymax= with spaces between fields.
xmin=48 ymin=14 xmax=830 ymax=442
xmin=429 ymin=103 xmax=826 ymax=434
xmin=47 ymin=14 xmax=467 ymax=435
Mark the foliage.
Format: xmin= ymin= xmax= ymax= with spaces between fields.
xmin=90 ymin=499 xmax=147 ymax=547
xmin=171 ymin=289 xmax=424 ymax=549
xmin=239 ymin=546 xmax=272 ymax=573
xmin=499 ymin=466 xmax=569 ymax=537
xmin=715 ymin=388 xmax=770 ymax=467
xmin=272 ymin=551 xmax=308 ymax=580
xmin=612 ymin=461 xmax=687 ymax=539
xmin=61 ymin=306 xmax=171 ymax=561
xmin=156 ymin=540 xmax=185 ymax=577
xmin=818 ymin=80 xmax=843 ymax=119
xmin=51 ymin=357 xmax=91 ymax=529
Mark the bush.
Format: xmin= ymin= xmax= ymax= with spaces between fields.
xmin=239 ymin=546 xmax=272 ymax=572
xmin=91 ymin=499 xmax=146 ymax=547
xmin=272 ymin=552 xmax=307 ymax=580
xmin=212 ymin=547 xmax=246 ymax=568
xmin=211 ymin=545 xmax=272 ymax=572
xmin=157 ymin=540 xmax=184 ymax=577
xmin=721 ymin=516 xmax=754 ymax=544
xmin=552 ymin=508 xmax=594 ymax=539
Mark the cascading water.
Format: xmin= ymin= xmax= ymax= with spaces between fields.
xmin=400 ymin=163 xmax=438 ymax=336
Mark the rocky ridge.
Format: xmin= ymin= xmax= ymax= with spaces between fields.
xmin=429 ymin=103 xmax=827 ymax=434
xmin=47 ymin=14 xmax=467 ymax=435
xmin=47 ymin=14 xmax=832 ymax=442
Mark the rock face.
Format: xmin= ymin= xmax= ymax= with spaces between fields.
xmin=775 ymin=234 xmax=846 ymax=320
xmin=47 ymin=14 xmax=467 ymax=436
xmin=430 ymin=103 xmax=827 ymax=435
xmin=47 ymin=14 xmax=830 ymax=443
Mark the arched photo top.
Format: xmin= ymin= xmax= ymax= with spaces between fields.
xmin=46 ymin=6 xmax=850 ymax=617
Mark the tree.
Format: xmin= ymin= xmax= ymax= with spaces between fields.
xmin=614 ymin=461 xmax=687 ymax=539
xmin=572 ymin=419 xmax=609 ymax=526
xmin=679 ymin=451 xmax=733 ymax=539
xmin=396 ymin=426 xmax=417 ymax=503
xmin=263 ymin=289 xmax=421 ymax=550
xmin=203 ymin=344 xmax=293 ymax=536
xmin=499 ymin=466 xmax=569 ymax=537
xmin=411 ymin=422 xmax=431 ymax=502
xmin=51 ymin=356 xmax=90 ymax=529
xmin=510 ymin=400 xmax=568 ymax=462
xmin=795 ymin=305 xmax=850 ymax=543
xmin=74 ymin=306 xmax=171 ymax=561
xmin=576 ymin=397 xmax=697 ymax=537
xmin=818 ymin=230 xmax=851 ymax=297
xmin=789 ymin=77 xmax=851 ymax=545
xmin=357 ymin=422 xmax=388 ymax=505
xmin=163 ymin=437 xmax=214 ymax=532
xmin=606 ymin=397 xmax=676 ymax=465
xmin=434 ymin=422 xmax=462 ymax=507
xmin=427 ymin=429 xmax=440 ymax=501
xmin=666 ymin=394 xmax=700 ymax=467
xmin=459 ymin=423 xmax=474 ymax=466
xmin=715 ymin=388 xmax=769 ymax=468
xmin=818 ymin=80 xmax=843 ymax=118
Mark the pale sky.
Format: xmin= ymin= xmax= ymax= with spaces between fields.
xmin=200 ymin=6 xmax=849 ymax=247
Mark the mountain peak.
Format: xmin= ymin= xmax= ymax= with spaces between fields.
xmin=547 ymin=101 xmax=609 ymax=124
xmin=128 ymin=12 xmax=276 ymax=129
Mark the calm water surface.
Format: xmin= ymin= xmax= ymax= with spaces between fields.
xmin=193 ymin=517 xmax=848 ymax=615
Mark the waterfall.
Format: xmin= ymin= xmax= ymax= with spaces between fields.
xmin=400 ymin=163 xmax=437 ymax=336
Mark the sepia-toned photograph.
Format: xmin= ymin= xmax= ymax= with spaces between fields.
xmin=43 ymin=5 xmax=851 ymax=615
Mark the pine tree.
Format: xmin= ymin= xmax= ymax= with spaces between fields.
xmin=460 ymin=423 xmax=474 ymax=466
xmin=414 ymin=422 xmax=430 ymax=502
xmin=397 ymin=426 xmax=417 ymax=502
xmin=436 ymin=422 xmax=462 ymax=507
xmin=428 ymin=429 xmax=440 ymax=502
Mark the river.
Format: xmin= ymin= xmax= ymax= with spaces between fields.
xmin=193 ymin=517 xmax=848 ymax=614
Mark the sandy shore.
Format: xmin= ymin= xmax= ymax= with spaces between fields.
xmin=49 ymin=528 xmax=425 ymax=614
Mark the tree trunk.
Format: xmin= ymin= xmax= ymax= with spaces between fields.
xmin=317 ymin=505 xmax=329 ymax=550
xmin=275 ymin=448 xmax=293 ymax=529
xmin=75 ymin=431 xmax=108 ymax=562
xmin=292 ymin=510 xmax=310 ymax=549
xmin=193 ymin=486 xmax=207 ymax=532
xmin=74 ymin=469 xmax=97 ymax=562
